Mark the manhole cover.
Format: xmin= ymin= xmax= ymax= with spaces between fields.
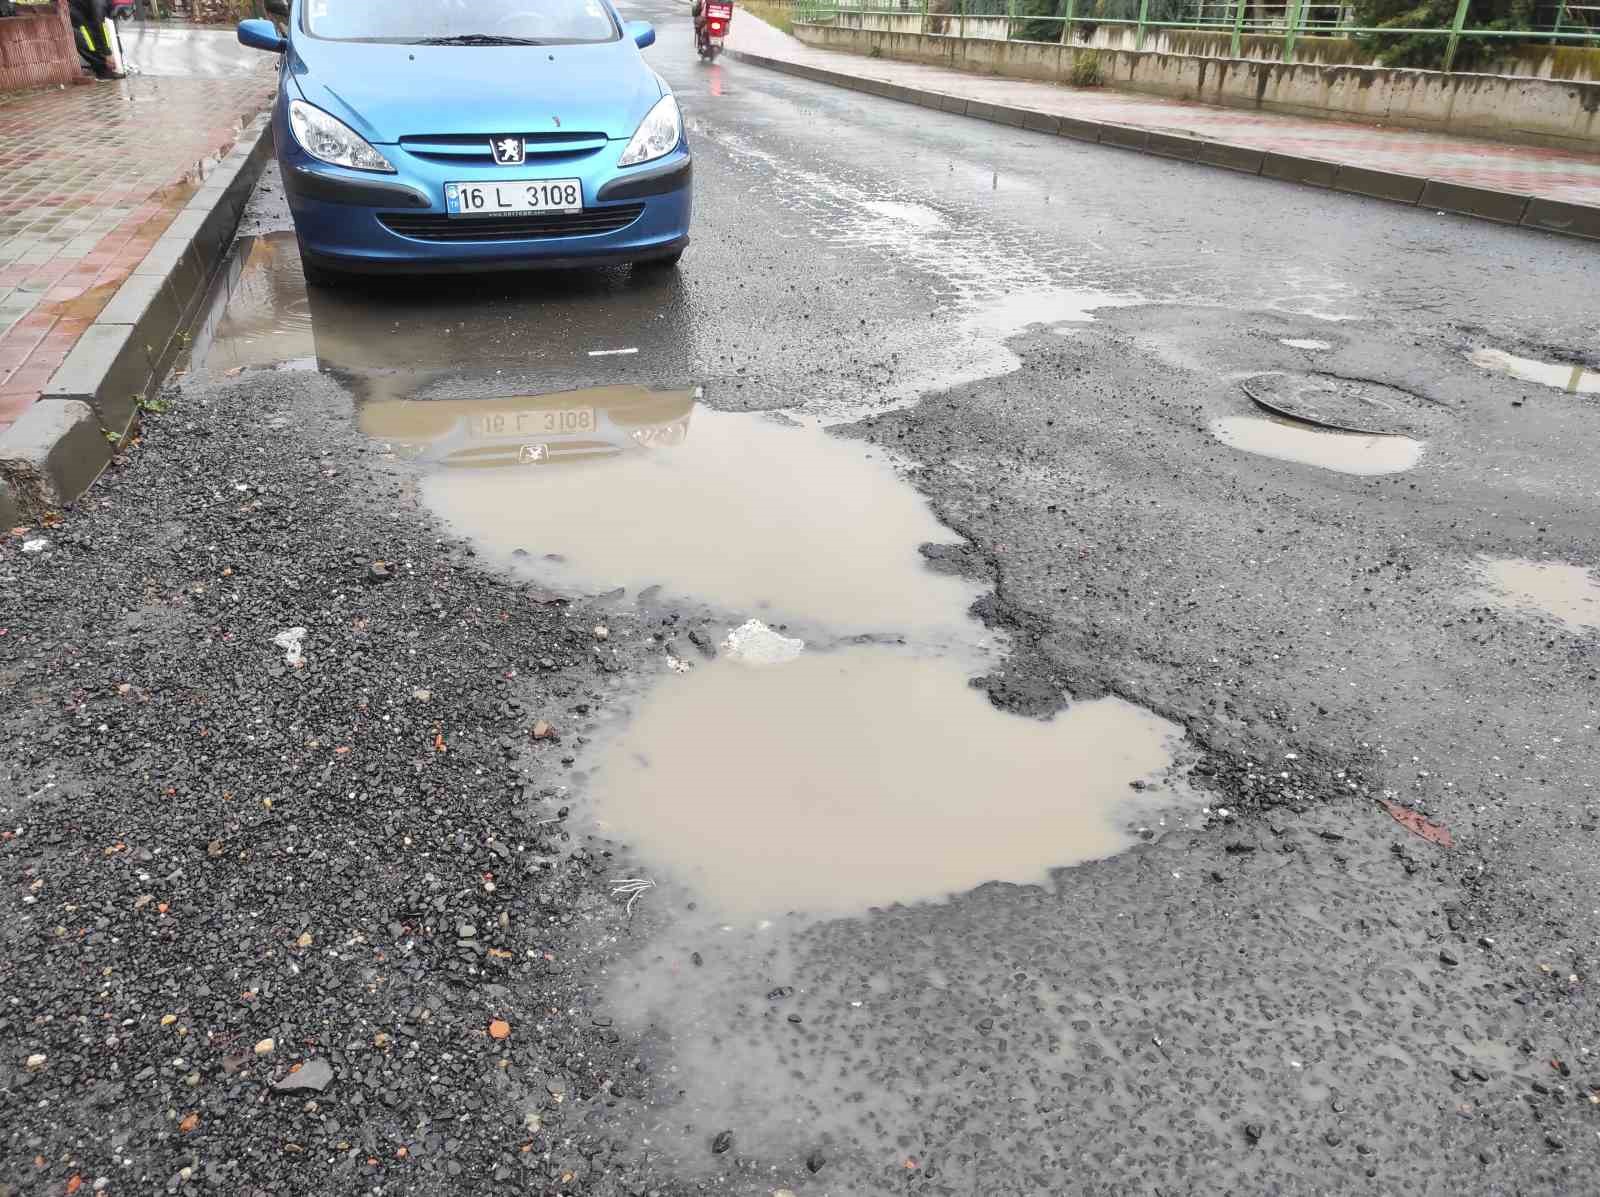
xmin=1241 ymin=372 xmax=1433 ymax=436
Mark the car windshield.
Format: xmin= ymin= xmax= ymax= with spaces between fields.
xmin=303 ymin=0 xmax=619 ymax=45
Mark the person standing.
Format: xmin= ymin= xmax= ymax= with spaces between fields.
xmin=69 ymin=0 xmax=124 ymax=79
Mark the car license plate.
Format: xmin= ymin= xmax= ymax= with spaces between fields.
xmin=446 ymin=178 xmax=582 ymax=218
xmin=469 ymin=408 xmax=596 ymax=438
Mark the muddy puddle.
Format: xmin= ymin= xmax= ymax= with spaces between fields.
xmin=1468 ymin=347 xmax=1599 ymax=395
xmin=1471 ymin=556 xmax=1600 ymax=633
xmin=587 ymin=646 xmax=1183 ymax=917
xmin=1211 ymin=415 xmax=1425 ymax=476
xmin=400 ymin=393 xmax=983 ymax=636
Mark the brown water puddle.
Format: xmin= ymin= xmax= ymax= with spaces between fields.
xmin=404 ymin=391 xmax=984 ymax=636
xmin=1210 ymin=415 xmax=1424 ymax=476
xmin=1468 ymin=348 xmax=1599 ymax=396
xmin=588 ymin=647 xmax=1183 ymax=918
xmin=1471 ymin=556 xmax=1600 ymax=633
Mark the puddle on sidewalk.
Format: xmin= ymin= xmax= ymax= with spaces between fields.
xmin=1280 ymin=338 xmax=1331 ymax=351
xmin=1470 ymin=556 xmax=1600 ymax=633
xmin=405 ymin=392 xmax=983 ymax=635
xmin=1468 ymin=348 xmax=1599 ymax=395
xmin=1211 ymin=415 xmax=1425 ymax=476
xmin=588 ymin=647 xmax=1183 ymax=918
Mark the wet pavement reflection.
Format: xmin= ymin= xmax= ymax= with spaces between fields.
xmin=1468 ymin=347 xmax=1600 ymax=396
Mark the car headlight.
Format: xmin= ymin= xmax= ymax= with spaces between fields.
xmin=289 ymin=99 xmax=394 ymax=173
xmin=618 ymin=95 xmax=681 ymax=168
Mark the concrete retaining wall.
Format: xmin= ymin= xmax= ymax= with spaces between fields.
xmin=0 ymin=1 xmax=80 ymax=94
xmin=828 ymin=15 xmax=1600 ymax=80
xmin=796 ymin=22 xmax=1600 ymax=150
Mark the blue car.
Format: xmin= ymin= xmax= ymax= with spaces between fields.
xmin=237 ymin=0 xmax=690 ymax=282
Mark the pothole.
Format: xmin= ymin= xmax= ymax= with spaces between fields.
xmin=1470 ymin=556 xmax=1600 ymax=633
xmin=1241 ymin=371 xmax=1434 ymax=436
xmin=1210 ymin=415 xmax=1424 ymax=476
xmin=1467 ymin=348 xmax=1599 ymax=395
xmin=587 ymin=646 xmax=1185 ymax=918
xmin=398 ymin=390 xmax=984 ymax=637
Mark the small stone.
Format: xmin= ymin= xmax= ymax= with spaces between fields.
xmin=272 ymin=1058 xmax=334 ymax=1093
xmin=488 ymin=1019 xmax=511 ymax=1040
xmin=1439 ymin=949 xmax=1460 ymax=966
xmin=766 ymin=986 xmax=794 ymax=1001
xmin=178 ymin=1112 xmax=199 ymax=1134
xmin=532 ymin=720 xmax=558 ymax=740
xmin=593 ymin=625 xmax=609 ymax=641
xmin=21 ymin=538 xmax=48 ymax=554
xmin=161 ymin=1014 xmax=177 ymax=1026
xmin=806 ymin=1149 xmax=826 ymax=1173
xmin=1244 ymin=1122 xmax=1264 ymax=1144
xmin=254 ymin=1038 xmax=275 ymax=1056
xmin=24 ymin=1053 xmax=46 ymax=1071
xmin=1546 ymin=1134 xmax=1564 ymax=1151
xmin=457 ymin=922 xmax=477 ymax=939
xmin=366 ymin=561 xmax=394 ymax=583
xmin=1325 ymin=1131 xmax=1343 ymax=1146
xmin=711 ymin=1130 xmax=733 ymax=1154
xmin=206 ymin=839 xmax=224 ymax=858
xmin=296 ymin=932 xmax=313 ymax=948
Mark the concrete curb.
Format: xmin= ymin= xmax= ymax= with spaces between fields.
xmin=728 ymin=49 xmax=1600 ymax=244
xmin=0 ymin=112 xmax=275 ymax=520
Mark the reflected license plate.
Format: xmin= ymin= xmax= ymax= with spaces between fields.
xmin=446 ymin=178 xmax=582 ymax=217
xmin=469 ymin=408 xmax=596 ymax=438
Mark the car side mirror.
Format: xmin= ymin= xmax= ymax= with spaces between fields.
xmin=238 ymin=17 xmax=287 ymax=51
xmin=627 ymin=19 xmax=655 ymax=49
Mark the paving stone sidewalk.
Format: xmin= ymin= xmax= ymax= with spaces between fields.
xmin=727 ymin=16 xmax=1600 ymax=210
xmin=0 ymin=46 xmax=274 ymax=435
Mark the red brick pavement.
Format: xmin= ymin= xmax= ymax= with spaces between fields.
xmin=0 ymin=67 xmax=274 ymax=433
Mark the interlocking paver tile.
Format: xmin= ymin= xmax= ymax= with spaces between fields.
xmin=0 ymin=29 xmax=273 ymax=432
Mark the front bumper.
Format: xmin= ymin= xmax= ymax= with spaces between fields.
xmin=276 ymin=111 xmax=692 ymax=273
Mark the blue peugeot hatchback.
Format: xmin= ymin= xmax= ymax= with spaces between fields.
xmin=237 ymin=0 xmax=690 ymax=282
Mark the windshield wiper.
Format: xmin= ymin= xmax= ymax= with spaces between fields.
xmin=414 ymin=33 xmax=544 ymax=45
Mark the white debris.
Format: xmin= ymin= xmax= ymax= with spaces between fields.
xmin=25 ymin=1053 xmax=46 ymax=1070
xmin=272 ymin=627 xmax=307 ymax=668
xmin=593 ymin=625 xmax=609 ymax=641
xmin=665 ymin=655 xmax=693 ymax=674
xmin=721 ymin=619 xmax=804 ymax=666
xmin=21 ymin=539 xmax=48 ymax=554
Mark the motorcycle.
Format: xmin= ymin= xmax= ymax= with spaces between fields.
xmin=696 ymin=0 xmax=731 ymax=60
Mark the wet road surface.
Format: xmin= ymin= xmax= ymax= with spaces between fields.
xmin=4 ymin=1 xmax=1600 ymax=1193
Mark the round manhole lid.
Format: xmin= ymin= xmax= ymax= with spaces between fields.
xmin=1241 ymin=372 xmax=1432 ymax=436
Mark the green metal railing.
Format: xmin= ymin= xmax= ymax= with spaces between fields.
xmin=788 ymin=0 xmax=1600 ymax=71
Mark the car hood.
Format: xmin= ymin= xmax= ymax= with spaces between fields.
xmin=288 ymin=37 xmax=662 ymax=144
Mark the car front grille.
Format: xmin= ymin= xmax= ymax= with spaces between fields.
xmin=379 ymin=205 xmax=646 ymax=243
xmin=399 ymin=132 xmax=609 ymax=165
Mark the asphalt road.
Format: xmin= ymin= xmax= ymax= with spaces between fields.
xmin=4 ymin=4 xmax=1600 ymax=1195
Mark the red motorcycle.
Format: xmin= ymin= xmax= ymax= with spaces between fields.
xmin=696 ymin=0 xmax=731 ymax=60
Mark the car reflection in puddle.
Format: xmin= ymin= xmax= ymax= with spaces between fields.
xmin=358 ymin=384 xmax=693 ymax=470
